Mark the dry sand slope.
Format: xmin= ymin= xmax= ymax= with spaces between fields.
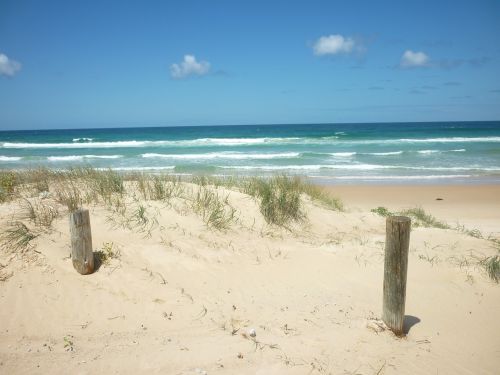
xmin=0 ymin=183 xmax=499 ymax=374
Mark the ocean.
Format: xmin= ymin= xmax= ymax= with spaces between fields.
xmin=1 ymin=121 xmax=500 ymax=184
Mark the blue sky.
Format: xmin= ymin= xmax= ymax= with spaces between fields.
xmin=0 ymin=0 xmax=499 ymax=130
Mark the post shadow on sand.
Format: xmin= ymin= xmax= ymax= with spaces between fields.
xmin=403 ymin=315 xmax=421 ymax=334
xmin=92 ymin=251 xmax=103 ymax=272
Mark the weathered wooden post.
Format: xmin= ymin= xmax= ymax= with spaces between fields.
xmin=382 ymin=215 xmax=411 ymax=336
xmin=69 ymin=209 xmax=94 ymax=275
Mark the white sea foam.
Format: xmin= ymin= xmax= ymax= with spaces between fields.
xmin=406 ymin=166 xmax=500 ymax=171
xmin=340 ymin=137 xmax=500 ymax=145
xmin=220 ymin=165 xmax=323 ymax=171
xmin=87 ymin=155 xmax=123 ymax=159
xmin=47 ymin=155 xmax=123 ymax=161
xmin=0 ymin=156 xmax=22 ymax=161
xmin=398 ymin=137 xmax=500 ymax=143
xmin=220 ymin=164 xmax=500 ymax=172
xmin=416 ymin=149 xmax=466 ymax=154
xmin=48 ymin=156 xmax=84 ymax=161
xmin=220 ymin=164 xmax=394 ymax=171
xmin=417 ymin=150 xmax=440 ymax=154
xmin=1 ymin=138 xmax=299 ymax=148
xmin=3 ymin=141 xmax=156 ymax=149
xmin=2 ymin=135 xmax=499 ymax=149
xmin=330 ymin=175 xmax=472 ymax=180
xmin=103 ymin=166 xmax=175 ymax=171
xmin=141 ymin=152 xmax=299 ymax=160
xmin=72 ymin=138 xmax=94 ymax=142
xmin=366 ymin=151 xmax=403 ymax=156
xmin=329 ymin=152 xmax=356 ymax=157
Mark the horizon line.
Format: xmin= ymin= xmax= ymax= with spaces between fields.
xmin=1 ymin=119 xmax=499 ymax=133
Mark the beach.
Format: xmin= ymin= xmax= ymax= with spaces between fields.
xmin=329 ymin=184 xmax=500 ymax=232
xmin=0 ymin=171 xmax=499 ymax=374
xmin=2 ymin=0 xmax=500 ymax=372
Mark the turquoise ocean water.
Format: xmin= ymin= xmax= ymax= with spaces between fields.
xmin=1 ymin=122 xmax=500 ymax=184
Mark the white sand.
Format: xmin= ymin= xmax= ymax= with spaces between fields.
xmin=0 ymin=183 xmax=499 ymax=374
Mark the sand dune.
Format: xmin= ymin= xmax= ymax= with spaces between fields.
xmin=0 ymin=181 xmax=499 ymax=374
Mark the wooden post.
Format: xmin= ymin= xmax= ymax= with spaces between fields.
xmin=382 ymin=215 xmax=411 ymax=336
xmin=69 ymin=209 xmax=94 ymax=275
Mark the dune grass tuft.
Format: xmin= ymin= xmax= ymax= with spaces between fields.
xmin=54 ymin=180 xmax=83 ymax=212
xmin=136 ymin=174 xmax=183 ymax=201
xmin=0 ymin=171 xmax=17 ymax=203
xmin=371 ymin=206 xmax=449 ymax=229
xmin=0 ymin=221 xmax=38 ymax=252
xmin=371 ymin=206 xmax=393 ymax=217
xmin=192 ymin=186 xmax=236 ymax=230
xmin=399 ymin=207 xmax=450 ymax=229
xmin=29 ymin=167 xmax=51 ymax=193
xmin=479 ymin=255 xmax=500 ymax=283
xmin=301 ymin=184 xmax=344 ymax=211
xmin=19 ymin=198 xmax=59 ymax=228
xmin=90 ymin=168 xmax=125 ymax=203
xmin=456 ymin=225 xmax=483 ymax=239
xmin=243 ymin=175 xmax=304 ymax=226
xmin=15 ymin=167 xmax=53 ymax=195
xmin=2 ymin=168 xmax=346 ymax=230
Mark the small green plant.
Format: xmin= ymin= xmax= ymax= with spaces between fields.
xmin=63 ymin=335 xmax=74 ymax=352
xmin=479 ymin=255 xmax=500 ymax=283
xmin=371 ymin=206 xmax=393 ymax=217
xmin=0 ymin=221 xmax=38 ymax=252
xmin=128 ymin=204 xmax=158 ymax=235
xmin=94 ymin=242 xmax=120 ymax=266
xmin=418 ymin=253 xmax=439 ymax=265
xmin=134 ymin=205 xmax=149 ymax=226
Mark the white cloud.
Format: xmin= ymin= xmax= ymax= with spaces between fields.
xmin=313 ymin=34 xmax=355 ymax=56
xmin=170 ymin=54 xmax=210 ymax=79
xmin=0 ymin=53 xmax=21 ymax=76
xmin=400 ymin=50 xmax=429 ymax=67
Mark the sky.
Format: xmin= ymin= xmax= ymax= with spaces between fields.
xmin=0 ymin=0 xmax=500 ymax=130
